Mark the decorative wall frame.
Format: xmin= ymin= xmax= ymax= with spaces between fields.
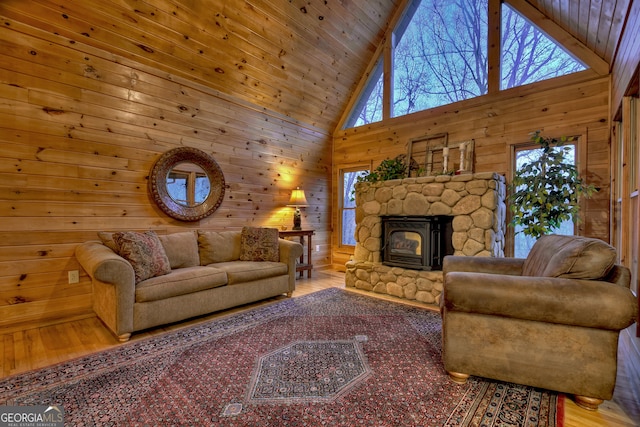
xmin=407 ymin=133 xmax=448 ymax=177
xmin=407 ymin=134 xmax=475 ymax=176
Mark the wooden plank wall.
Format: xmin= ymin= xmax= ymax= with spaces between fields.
xmin=609 ymin=1 xmax=640 ymax=338
xmin=611 ymin=0 xmax=640 ymax=117
xmin=0 ymin=9 xmax=332 ymax=330
xmin=332 ymin=73 xmax=611 ymax=269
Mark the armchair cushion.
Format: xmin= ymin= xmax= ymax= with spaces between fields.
xmin=522 ymin=234 xmax=616 ymax=279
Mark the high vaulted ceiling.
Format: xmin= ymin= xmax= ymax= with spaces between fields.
xmin=1 ymin=0 xmax=632 ymax=133
xmin=529 ymin=0 xmax=630 ymax=66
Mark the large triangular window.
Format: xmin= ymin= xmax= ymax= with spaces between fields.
xmin=392 ymin=0 xmax=488 ymax=117
xmin=501 ymin=3 xmax=585 ymax=89
xmin=343 ymin=0 xmax=589 ymax=129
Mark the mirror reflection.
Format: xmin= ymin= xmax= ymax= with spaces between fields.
xmin=166 ymin=162 xmax=211 ymax=207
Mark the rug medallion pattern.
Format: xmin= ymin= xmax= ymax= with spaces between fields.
xmin=247 ymin=338 xmax=371 ymax=403
xmin=0 ymin=288 xmax=562 ymax=426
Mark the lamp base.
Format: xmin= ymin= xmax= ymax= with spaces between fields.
xmin=293 ymin=208 xmax=302 ymax=230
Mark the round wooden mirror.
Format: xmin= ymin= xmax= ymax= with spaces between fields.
xmin=149 ymin=147 xmax=225 ymax=221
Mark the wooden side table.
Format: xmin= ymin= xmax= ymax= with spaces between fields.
xmin=279 ymin=229 xmax=315 ymax=278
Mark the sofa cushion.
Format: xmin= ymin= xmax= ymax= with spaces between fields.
xmin=239 ymin=226 xmax=280 ymax=262
xmin=113 ymin=231 xmax=171 ymax=283
xmin=198 ymin=230 xmax=242 ymax=264
xmin=522 ymin=234 xmax=616 ymax=279
xmin=158 ymin=231 xmax=200 ymax=269
xmin=211 ymin=261 xmax=287 ymax=285
xmin=135 ymin=266 xmax=228 ymax=302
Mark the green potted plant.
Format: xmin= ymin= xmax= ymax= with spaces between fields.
xmin=509 ymin=131 xmax=598 ymax=239
xmin=356 ymin=155 xmax=407 ymax=183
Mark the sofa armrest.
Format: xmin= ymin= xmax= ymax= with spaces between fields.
xmin=443 ymin=272 xmax=638 ymax=330
xmin=443 ymin=255 xmax=525 ymax=276
xmin=75 ymin=241 xmax=136 ymax=340
xmin=75 ymin=241 xmax=135 ymax=285
xmin=278 ymin=238 xmax=304 ymax=292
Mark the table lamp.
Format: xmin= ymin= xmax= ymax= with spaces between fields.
xmin=287 ymin=187 xmax=308 ymax=230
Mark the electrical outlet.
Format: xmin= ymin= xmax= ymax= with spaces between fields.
xmin=315 ymin=245 xmax=320 ymax=252
xmin=68 ymin=270 xmax=80 ymax=284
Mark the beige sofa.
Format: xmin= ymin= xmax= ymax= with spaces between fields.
xmin=441 ymin=234 xmax=638 ymax=410
xmin=76 ymin=228 xmax=303 ymax=342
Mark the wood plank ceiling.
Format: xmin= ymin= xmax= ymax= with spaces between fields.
xmin=1 ymin=0 xmax=631 ymax=134
xmin=529 ymin=0 xmax=631 ymax=68
xmin=1 ymin=0 xmax=398 ymax=133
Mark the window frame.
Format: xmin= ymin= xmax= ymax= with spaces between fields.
xmin=344 ymin=60 xmax=384 ymax=128
xmin=509 ymin=136 xmax=581 ymax=257
xmin=337 ymin=164 xmax=371 ymax=248
xmin=613 ymin=96 xmax=639 ymax=302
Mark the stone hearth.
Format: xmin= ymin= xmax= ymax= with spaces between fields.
xmin=345 ymin=172 xmax=506 ymax=306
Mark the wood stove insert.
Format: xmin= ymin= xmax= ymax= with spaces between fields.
xmin=381 ymin=215 xmax=453 ymax=270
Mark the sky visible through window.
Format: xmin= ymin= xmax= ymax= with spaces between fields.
xmin=392 ymin=0 xmax=488 ymax=117
xmin=500 ymin=3 xmax=585 ymax=89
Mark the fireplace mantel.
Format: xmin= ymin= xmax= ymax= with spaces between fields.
xmin=345 ymin=172 xmax=506 ymax=306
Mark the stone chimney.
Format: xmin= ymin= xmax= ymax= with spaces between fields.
xmin=346 ymin=172 xmax=506 ymax=306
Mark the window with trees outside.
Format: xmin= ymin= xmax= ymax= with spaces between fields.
xmin=345 ymin=0 xmax=586 ymax=127
xmin=513 ymin=143 xmax=577 ymax=258
xmin=340 ymin=167 xmax=369 ymax=246
xmin=345 ymin=61 xmax=383 ymax=128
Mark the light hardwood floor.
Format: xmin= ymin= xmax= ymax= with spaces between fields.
xmin=1 ymin=269 xmax=638 ymax=426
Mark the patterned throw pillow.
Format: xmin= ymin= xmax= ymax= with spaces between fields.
xmin=97 ymin=231 xmax=118 ymax=252
xmin=113 ymin=231 xmax=171 ymax=283
xmin=239 ymin=227 xmax=280 ymax=262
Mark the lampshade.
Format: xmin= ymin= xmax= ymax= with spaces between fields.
xmin=287 ymin=187 xmax=308 ymax=207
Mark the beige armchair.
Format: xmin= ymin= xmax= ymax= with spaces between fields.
xmin=441 ymin=234 xmax=638 ymax=410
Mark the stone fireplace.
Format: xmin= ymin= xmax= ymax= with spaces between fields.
xmin=345 ymin=172 xmax=506 ymax=307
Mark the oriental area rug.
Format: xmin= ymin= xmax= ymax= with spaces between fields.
xmin=0 ymin=288 xmax=563 ymax=426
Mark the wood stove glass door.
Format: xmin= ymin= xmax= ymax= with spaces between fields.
xmin=390 ymin=231 xmax=421 ymax=256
